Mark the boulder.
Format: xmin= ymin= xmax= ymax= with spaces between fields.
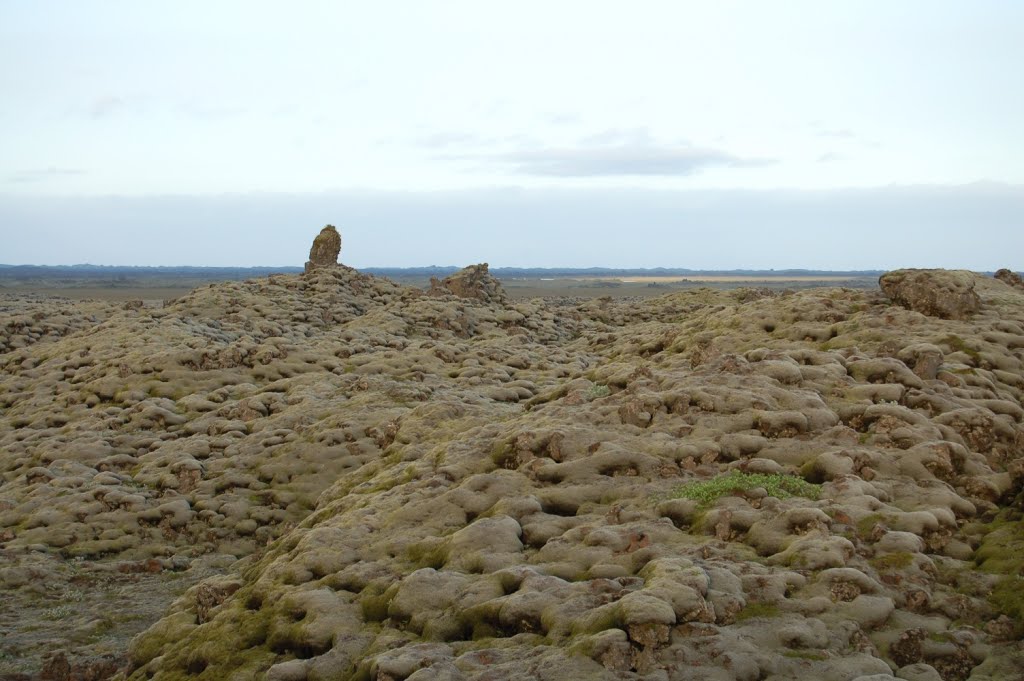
xmin=304 ymin=225 xmax=342 ymax=273
xmin=896 ymin=343 xmax=945 ymax=380
xmin=879 ymin=269 xmax=980 ymax=320
xmin=428 ymin=263 xmax=508 ymax=304
xmin=994 ymin=268 xmax=1024 ymax=290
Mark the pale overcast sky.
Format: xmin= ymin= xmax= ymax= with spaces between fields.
xmin=1 ymin=1 xmax=1022 ymax=267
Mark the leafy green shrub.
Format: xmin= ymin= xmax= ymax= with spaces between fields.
xmin=669 ymin=471 xmax=821 ymax=507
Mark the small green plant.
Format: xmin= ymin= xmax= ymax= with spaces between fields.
xmin=735 ymin=601 xmax=781 ymax=621
xmin=870 ymin=552 xmax=914 ymax=571
xmin=939 ymin=335 xmax=981 ymax=362
xmin=586 ymin=384 xmax=610 ymax=400
xmin=43 ymin=604 xmax=74 ymax=620
xmin=669 ymin=471 xmax=821 ymax=508
xmin=56 ymin=587 xmax=85 ymax=603
xmin=855 ymin=513 xmax=887 ymax=540
xmin=782 ymin=650 xmax=828 ymax=661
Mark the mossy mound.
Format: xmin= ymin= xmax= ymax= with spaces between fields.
xmin=2 ymin=268 xmax=1024 ymax=678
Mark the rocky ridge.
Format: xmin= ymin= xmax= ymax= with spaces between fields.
xmin=0 ymin=262 xmax=1022 ymax=680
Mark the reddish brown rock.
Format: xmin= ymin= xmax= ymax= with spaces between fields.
xmin=38 ymin=653 xmax=124 ymax=681
xmin=195 ymin=580 xmax=241 ymax=624
xmin=39 ymin=653 xmax=70 ymax=681
xmin=889 ymin=628 xmax=926 ymax=667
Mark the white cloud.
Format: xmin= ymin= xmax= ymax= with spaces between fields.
xmin=2 ymin=2 xmax=1022 ymax=194
xmin=7 ymin=167 xmax=87 ymax=184
xmin=481 ymin=145 xmax=775 ymax=177
xmin=89 ymin=95 xmax=127 ymax=119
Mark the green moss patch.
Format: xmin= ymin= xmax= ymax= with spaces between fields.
xmin=735 ymin=602 xmax=781 ymax=621
xmin=974 ymin=513 xmax=1024 ymax=623
xmin=669 ymin=471 xmax=821 ymax=508
xmin=855 ymin=513 xmax=891 ymax=540
xmin=938 ymin=335 xmax=981 ymax=362
xmin=870 ymin=552 xmax=915 ymax=571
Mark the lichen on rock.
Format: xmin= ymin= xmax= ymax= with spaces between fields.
xmin=995 ymin=268 xmax=1024 ymax=290
xmin=304 ymin=224 xmax=342 ymax=273
xmin=879 ymin=268 xmax=981 ymax=319
xmin=428 ymin=263 xmax=509 ymax=304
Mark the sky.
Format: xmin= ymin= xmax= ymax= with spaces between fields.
xmin=1 ymin=1 xmax=1022 ymax=268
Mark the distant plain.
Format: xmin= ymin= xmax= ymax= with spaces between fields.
xmin=0 ymin=268 xmax=880 ymax=303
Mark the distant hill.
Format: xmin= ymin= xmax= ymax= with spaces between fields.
xmin=0 ymin=264 xmax=887 ymax=279
xmin=365 ymin=266 xmax=888 ymax=278
xmin=0 ymin=264 xmax=304 ymax=279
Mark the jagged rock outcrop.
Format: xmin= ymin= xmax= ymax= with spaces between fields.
xmin=879 ymin=268 xmax=981 ymax=319
xmin=428 ymin=263 xmax=508 ymax=304
xmin=995 ymin=268 xmax=1024 ymax=290
xmin=304 ymin=225 xmax=342 ymax=273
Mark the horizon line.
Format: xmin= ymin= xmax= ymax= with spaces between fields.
xmin=0 ymin=262 xmax=961 ymax=274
